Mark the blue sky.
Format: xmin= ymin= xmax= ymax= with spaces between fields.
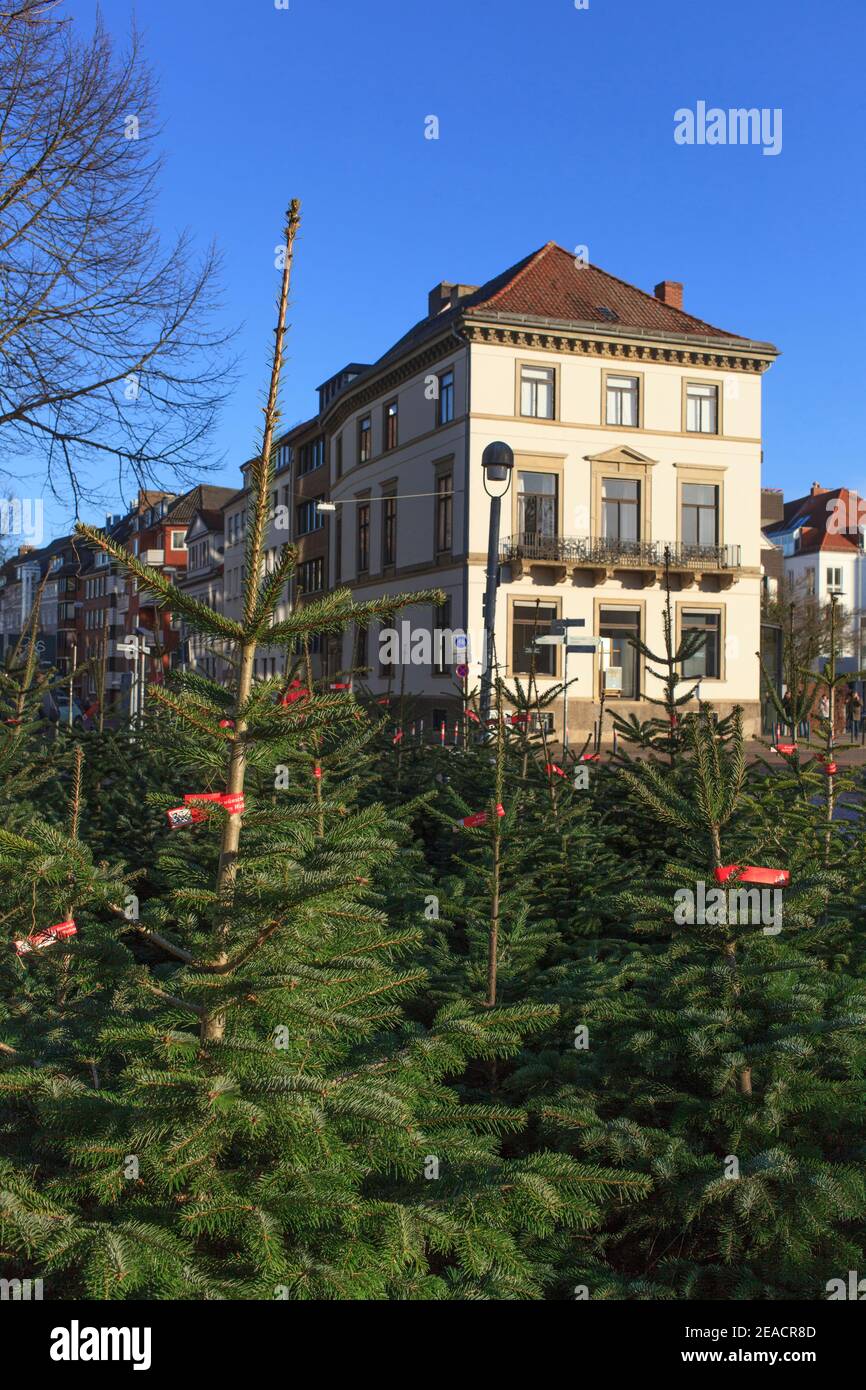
xmin=41 ymin=0 xmax=866 ymax=538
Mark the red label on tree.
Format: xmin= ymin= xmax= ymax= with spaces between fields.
xmin=714 ymin=865 xmax=790 ymax=887
xmin=456 ymin=804 xmax=505 ymax=830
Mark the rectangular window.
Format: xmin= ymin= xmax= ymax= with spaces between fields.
xmin=433 ymin=597 xmax=452 ymax=676
xmin=436 ymin=474 xmax=453 ymax=553
xmin=384 ymin=400 xmax=398 ymax=451
xmin=605 ymin=374 xmax=639 ymax=427
xmin=520 ymin=364 xmax=555 ymax=419
xmin=518 ymin=471 xmax=558 ymax=539
xmin=353 ymin=621 xmax=369 ymax=673
xmin=682 ymin=610 xmax=721 ymax=679
xmin=686 ymin=382 xmax=719 ymax=434
xmin=296 ymin=498 xmax=325 ymax=535
xmin=379 ymin=618 xmax=397 ymax=677
xmin=382 ymin=493 xmax=397 ymax=567
xmin=437 ymin=370 xmax=455 ymax=426
xmin=298 ymin=557 xmax=324 ymax=593
xmin=826 ymin=566 xmax=843 ymax=590
xmin=335 ymin=513 xmax=343 ymax=586
xmin=512 ymin=602 xmax=557 ymax=676
xmin=358 ymin=415 xmax=372 ymax=462
xmin=602 ymin=478 xmax=640 ymax=543
xmin=357 ymin=502 xmax=370 ymax=573
xmin=681 ymin=483 xmax=719 ymax=547
xmin=335 ymin=434 xmax=343 ymax=479
xmin=599 ymin=607 xmax=641 ymax=699
xmin=298 ymin=436 xmax=325 ymax=475
xmin=171 ymin=530 xmax=187 ymax=550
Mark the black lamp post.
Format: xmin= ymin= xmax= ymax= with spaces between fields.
xmin=479 ymin=441 xmax=514 ymax=727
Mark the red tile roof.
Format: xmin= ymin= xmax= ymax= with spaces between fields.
xmin=765 ymin=487 xmax=864 ymax=555
xmin=464 ymin=242 xmax=757 ymax=343
xmin=369 ymin=242 xmax=777 ymax=380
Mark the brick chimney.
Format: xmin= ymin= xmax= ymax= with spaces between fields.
xmin=654 ymin=280 xmax=683 ymax=310
xmin=810 ymin=482 xmax=827 ymax=496
xmin=428 ymin=282 xmax=478 ymax=317
xmin=428 ymin=283 xmax=454 ymax=316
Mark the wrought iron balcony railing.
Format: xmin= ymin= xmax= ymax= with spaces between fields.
xmin=500 ymin=533 xmax=742 ymax=571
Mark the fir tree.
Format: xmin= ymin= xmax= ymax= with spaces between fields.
xmin=0 ymin=201 xmax=644 ymax=1300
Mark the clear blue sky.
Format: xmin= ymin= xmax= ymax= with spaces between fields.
xmin=46 ymin=0 xmax=866 ymax=538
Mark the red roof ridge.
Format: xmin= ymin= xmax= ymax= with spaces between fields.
xmin=476 ymin=242 xmax=556 ymax=310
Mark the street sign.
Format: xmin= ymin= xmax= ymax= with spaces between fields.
xmin=568 ymin=640 xmax=603 ymax=654
xmin=456 ymin=664 xmax=469 ymax=679
xmin=551 ymin=618 xmax=586 ymax=635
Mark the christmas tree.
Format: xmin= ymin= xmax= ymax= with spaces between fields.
xmin=0 ymin=202 xmax=645 ymax=1300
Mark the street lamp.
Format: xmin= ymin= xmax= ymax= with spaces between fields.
xmin=479 ymin=442 xmax=514 ymax=727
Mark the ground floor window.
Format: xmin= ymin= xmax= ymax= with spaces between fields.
xmin=681 ymin=610 xmax=721 ymax=679
xmin=512 ymin=602 xmax=557 ymax=676
xmin=599 ymin=607 xmax=641 ymax=699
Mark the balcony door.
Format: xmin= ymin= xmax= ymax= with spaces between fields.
xmin=517 ymin=471 xmax=558 ymax=549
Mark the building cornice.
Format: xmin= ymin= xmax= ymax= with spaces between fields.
xmin=321 ymin=330 xmax=464 ymax=432
xmin=462 ymin=315 xmax=776 ymax=374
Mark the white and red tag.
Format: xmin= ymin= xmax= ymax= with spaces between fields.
xmin=167 ymin=792 xmax=245 ymax=828
xmin=546 ymin=763 xmax=566 ymax=778
xmin=13 ymin=919 xmax=77 ymax=956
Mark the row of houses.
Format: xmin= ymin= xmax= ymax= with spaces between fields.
xmin=3 ymin=240 xmax=851 ymax=736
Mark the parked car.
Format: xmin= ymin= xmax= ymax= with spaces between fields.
xmin=42 ymin=692 xmax=87 ymax=727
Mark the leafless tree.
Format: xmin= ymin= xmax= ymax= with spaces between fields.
xmin=0 ymin=0 xmax=234 ymax=509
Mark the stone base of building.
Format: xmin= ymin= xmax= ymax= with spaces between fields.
xmin=415 ymin=697 xmax=764 ymax=746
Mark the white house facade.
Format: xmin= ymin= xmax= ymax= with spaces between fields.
xmin=325 ymin=243 xmax=777 ymax=740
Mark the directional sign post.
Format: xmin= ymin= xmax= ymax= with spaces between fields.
xmin=536 ymin=626 xmax=608 ymax=753
xmin=116 ymin=635 xmax=152 ymax=724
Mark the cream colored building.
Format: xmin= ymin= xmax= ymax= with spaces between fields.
xmin=322 ymin=243 xmax=778 ymax=739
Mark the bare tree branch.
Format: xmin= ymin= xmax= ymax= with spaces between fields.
xmin=0 ymin=2 xmax=236 ymax=501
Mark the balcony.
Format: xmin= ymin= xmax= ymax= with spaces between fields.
xmin=141 ymin=549 xmax=165 ymax=566
xmin=500 ymin=535 xmax=743 ymax=589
